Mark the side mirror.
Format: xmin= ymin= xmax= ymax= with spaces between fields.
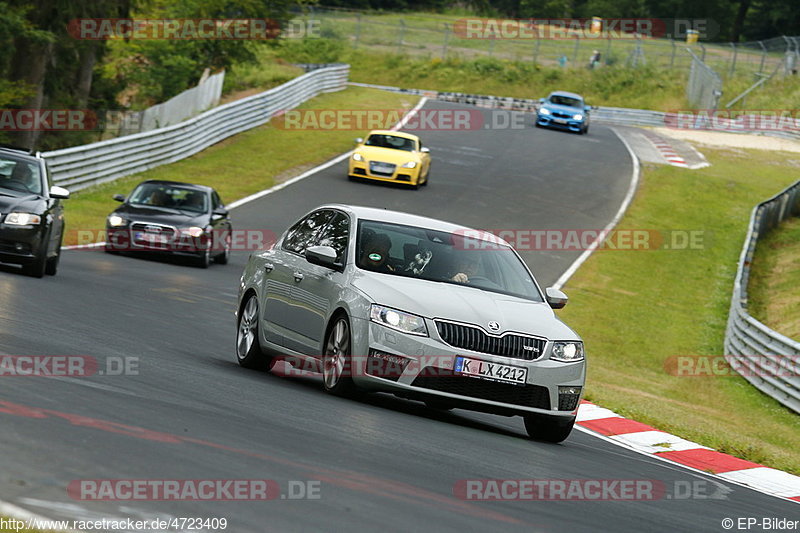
xmin=538 ymin=98 xmax=546 ymax=104
xmin=420 ymin=147 xmax=430 ymax=153
xmin=305 ymin=245 xmax=339 ymax=269
xmin=212 ymin=207 xmax=229 ymax=218
xmin=49 ymin=186 xmax=70 ymax=199
xmin=584 ymin=106 xmax=591 ymax=113
xmin=545 ymin=287 xmax=568 ymax=309
xmin=354 ymin=137 xmax=364 ymax=144
xmin=113 ymin=194 xmax=125 ymax=202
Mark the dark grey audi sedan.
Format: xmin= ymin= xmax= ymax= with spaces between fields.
xmin=236 ymin=204 xmax=586 ymax=443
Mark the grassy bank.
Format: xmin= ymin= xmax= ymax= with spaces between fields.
xmin=62 ymin=86 xmax=419 ymax=245
xmin=748 ymin=215 xmax=800 ymax=340
xmin=558 ymin=148 xmax=800 ymax=474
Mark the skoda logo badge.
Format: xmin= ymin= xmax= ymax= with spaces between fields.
xmin=487 ymin=321 xmax=500 ymax=332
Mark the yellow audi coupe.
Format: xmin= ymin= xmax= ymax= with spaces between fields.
xmin=348 ymin=130 xmax=431 ymax=189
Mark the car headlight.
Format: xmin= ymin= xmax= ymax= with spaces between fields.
xmin=370 ymin=304 xmax=428 ymax=336
xmin=401 ymin=161 xmax=417 ymax=169
xmin=352 ymin=153 xmax=364 ymax=162
xmin=107 ymin=215 xmax=126 ymax=227
xmin=4 ymin=212 xmax=41 ymax=226
xmin=551 ymin=341 xmax=584 ymax=362
xmin=573 ymin=114 xmax=583 ymax=121
xmin=181 ymin=226 xmax=205 ymax=238
xmin=539 ymin=107 xmax=551 ymax=115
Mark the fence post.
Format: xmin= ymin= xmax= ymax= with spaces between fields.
xmin=354 ymin=13 xmax=362 ymax=48
xmin=572 ymin=35 xmax=580 ymax=64
xmin=489 ymin=35 xmax=495 ymax=57
xmin=700 ymin=43 xmax=706 ymax=62
xmin=758 ymin=40 xmax=767 ymax=74
xmin=533 ymin=36 xmax=541 ymax=64
xmin=442 ymin=23 xmax=450 ymax=59
xmin=396 ymin=19 xmax=406 ymax=54
xmin=728 ymin=42 xmax=738 ymax=77
xmin=670 ymin=38 xmax=676 ymax=68
xmin=605 ymin=34 xmax=611 ymax=65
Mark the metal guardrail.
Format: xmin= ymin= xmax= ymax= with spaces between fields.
xmin=724 ymin=180 xmax=800 ymax=414
xmin=348 ymin=82 xmax=800 ymax=140
xmin=43 ymin=64 xmax=350 ymax=192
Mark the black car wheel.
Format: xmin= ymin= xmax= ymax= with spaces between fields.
xmin=236 ymin=293 xmax=269 ymax=369
xmin=322 ymin=315 xmax=358 ymax=397
xmin=523 ymin=414 xmax=575 ymax=443
xmin=214 ymin=232 xmax=231 ymax=265
xmin=45 ymin=238 xmax=62 ymax=276
xmin=24 ymin=230 xmax=49 ymax=278
xmin=195 ymin=245 xmax=211 ymax=268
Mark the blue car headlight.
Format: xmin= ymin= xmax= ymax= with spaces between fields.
xmin=539 ymin=107 xmax=551 ymax=116
xmin=573 ymin=114 xmax=583 ymax=121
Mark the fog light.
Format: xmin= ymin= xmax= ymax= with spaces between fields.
xmin=15 ymin=243 xmax=24 ymax=252
xmin=366 ymin=349 xmax=409 ymax=382
xmin=558 ymin=386 xmax=582 ymax=411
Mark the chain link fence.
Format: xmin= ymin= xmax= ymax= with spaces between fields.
xmin=304 ymin=8 xmax=799 ymax=80
xmin=686 ymin=49 xmax=723 ymax=109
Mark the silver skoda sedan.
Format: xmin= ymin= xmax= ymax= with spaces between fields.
xmin=236 ymin=204 xmax=586 ymax=442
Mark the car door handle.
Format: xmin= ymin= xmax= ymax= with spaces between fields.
xmin=293 ymin=271 xmax=304 ymax=282
xmin=264 ymin=263 xmax=274 ymax=273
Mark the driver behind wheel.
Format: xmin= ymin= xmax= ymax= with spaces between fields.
xmin=7 ymin=162 xmax=38 ymax=193
xmin=450 ymin=254 xmax=482 ymax=284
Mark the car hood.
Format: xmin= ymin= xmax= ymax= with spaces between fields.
xmin=0 ymin=190 xmax=45 ymax=215
xmin=354 ymin=145 xmax=420 ymax=164
xmin=111 ymin=204 xmax=208 ymax=227
xmin=351 ymin=271 xmax=580 ymax=340
xmin=541 ymin=103 xmax=584 ymax=115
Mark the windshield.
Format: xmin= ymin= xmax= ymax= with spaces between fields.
xmin=0 ymin=156 xmax=43 ymax=195
xmin=548 ymin=95 xmax=583 ymax=108
xmin=128 ymin=183 xmax=208 ymax=213
xmin=356 ymin=220 xmax=543 ymax=302
xmin=364 ymin=134 xmax=416 ymax=152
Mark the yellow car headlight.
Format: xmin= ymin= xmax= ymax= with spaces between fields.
xmin=352 ymin=153 xmax=364 ymax=162
xmin=401 ymin=161 xmax=417 ymax=169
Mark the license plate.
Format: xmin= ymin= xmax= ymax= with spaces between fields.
xmin=372 ymin=164 xmax=393 ymax=173
xmin=454 ymin=356 xmax=528 ymax=386
xmin=553 ymin=118 xmax=567 ymax=124
xmin=136 ymin=232 xmax=168 ymax=244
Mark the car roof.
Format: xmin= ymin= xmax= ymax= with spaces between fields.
xmin=137 ymin=180 xmax=213 ymax=193
xmin=548 ymin=91 xmax=584 ymax=100
xmin=0 ymin=146 xmax=39 ymax=160
xmin=319 ymin=204 xmax=511 ymax=247
xmin=366 ymin=130 xmax=420 ymax=141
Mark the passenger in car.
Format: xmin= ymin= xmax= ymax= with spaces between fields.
xmin=360 ymin=233 xmax=395 ymax=273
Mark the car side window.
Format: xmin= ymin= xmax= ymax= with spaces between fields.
xmin=212 ymin=191 xmax=223 ymax=210
xmin=282 ymin=210 xmax=334 ymax=255
xmin=315 ymin=212 xmax=350 ymax=263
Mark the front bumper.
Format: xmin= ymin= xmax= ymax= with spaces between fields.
xmin=536 ymin=114 xmax=586 ymax=133
xmin=0 ymin=224 xmax=45 ymax=265
xmin=106 ymin=227 xmax=211 ymax=257
xmin=348 ymin=161 xmax=420 ymax=185
xmin=351 ymin=318 xmax=585 ymax=418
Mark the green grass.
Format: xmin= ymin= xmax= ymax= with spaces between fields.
xmin=557 ymin=147 xmax=800 ymax=474
xmin=276 ymin=37 xmax=800 ymax=112
xmin=748 ymin=215 xmax=800 ymax=340
xmin=62 ymin=86 xmax=419 ymax=245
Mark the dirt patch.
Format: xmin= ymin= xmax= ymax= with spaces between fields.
xmin=653 ymin=127 xmax=800 ymax=153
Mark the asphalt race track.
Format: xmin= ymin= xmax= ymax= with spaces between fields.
xmin=0 ymin=101 xmax=795 ymax=532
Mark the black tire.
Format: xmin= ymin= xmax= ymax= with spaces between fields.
xmin=45 ymin=241 xmax=61 ymax=276
xmin=523 ymin=414 xmax=576 ymax=443
xmin=195 ymin=245 xmax=211 ymax=268
xmin=24 ymin=233 xmax=49 ymax=278
xmin=214 ymin=232 xmax=231 ymax=265
xmin=322 ymin=315 xmax=358 ymax=397
xmin=236 ymin=293 xmax=269 ymax=369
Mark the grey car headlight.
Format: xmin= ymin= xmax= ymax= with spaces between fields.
xmin=5 ymin=212 xmax=41 ymax=225
xmin=370 ymin=304 xmax=428 ymax=336
xmin=551 ymin=341 xmax=584 ymax=362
